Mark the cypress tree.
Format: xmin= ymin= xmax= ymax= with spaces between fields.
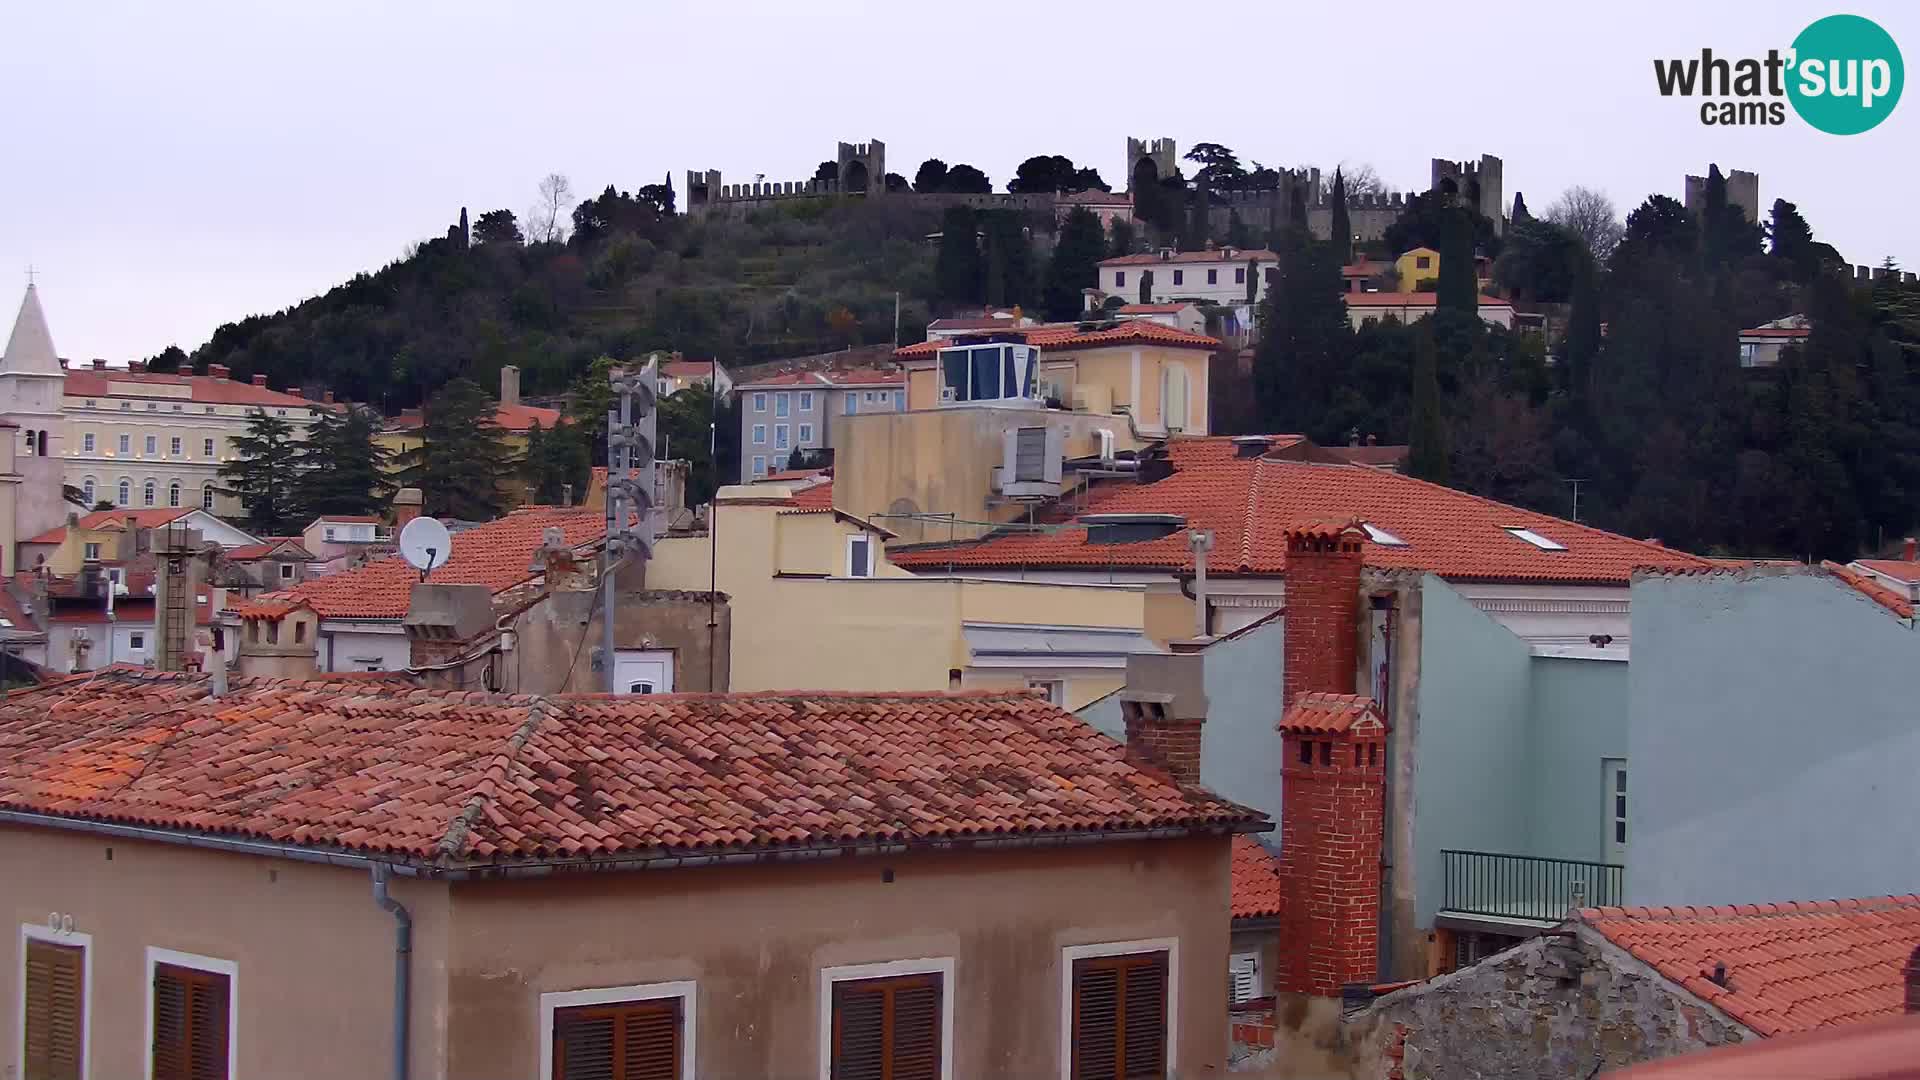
xmin=1139 ymin=269 xmax=1152 ymax=305
xmin=1043 ymin=206 xmax=1107 ymax=320
xmin=934 ymin=206 xmax=982 ymax=306
xmin=1436 ymin=208 xmax=1477 ymax=315
xmin=1329 ymin=169 xmax=1352 ymax=266
xmin=1408 ymin=328 xmax=1449 ymax=482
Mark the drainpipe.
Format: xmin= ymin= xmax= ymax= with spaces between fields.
xmin=370 ymin=863 xmax=411 ymax=1080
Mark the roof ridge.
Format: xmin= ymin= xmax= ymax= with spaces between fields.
xmin=436 ymin=695 xmax=557 ymax=860
xmin=1580 ymin=894 xmax=1920 ymax=922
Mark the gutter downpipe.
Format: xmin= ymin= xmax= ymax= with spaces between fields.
xmin=370 ymin=863 xmax=412 ymax=1080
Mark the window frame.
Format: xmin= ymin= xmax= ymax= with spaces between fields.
xmin=798 ymin=422 xmax=814 ymax=445
xmin=19 ymin=922 xmax=94 ymax=1080
xmin=845 ymin=533 xmax=873 ymax=578
xmin=753 ymin=392 xmax=768 ymax=413
xmin=775 ymin=392 xmax=791 ymax=418
xmin=816 ymin=956 xmax=955 ymax=1080
xmin=1057 ymin=938 xmax=1178 ymax=1080
xmin=538 ymin=979 xmax=696 ymax=1080
xmin=1171 ymin=269 xmax=1183 ymax=286
xmin=83 ymin=432 xmax=95 ymax=453
xmin=751 ymin=424 xmax=767 ymax=446
xmin=751 ymin=455 xmax=766 ymax=477
xmin=143 ymin=946 xmax=237 ymax=1080
xmin=1114 ymin=271 xmax=1125 ymax=287
xmin=799 ymin=391 xmax=814 ymax=412
xmin=1206 ymin=268 xmax=1217 ymax=285
xmin=203 ymin=438 xmax=216 ymax=458
xmin=145 ymin=435 xmax=158 ymax=456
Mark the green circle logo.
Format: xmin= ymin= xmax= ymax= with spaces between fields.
xmin=1788 ymin=14 xmax=1903 ymax=134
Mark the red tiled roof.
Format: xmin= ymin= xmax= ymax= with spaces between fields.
xmin=1278 ymin=692 xmax=1384 ymax=735
xmin=1341 ymin=262 xmax=1389 ymax=278
xmin=226 ymin=539 xmax=312 ymax=561
xmin=1603 ymin=1014 xmax=1920 ymax=1080
xmin=889 ymin=438 xmax=1713 ymax=584
xmin=1100 ymin=249 xmax=1278 ymax=266
xmin=63 ymin=369 xmax=316 ymax=408
xmin=1117 ymin=303 xmax=1194 ymax=315
xmin=24 ymin=508 xmax=192 ymax=545
xmin=1739 ymin=327 xmax=1812 ymax=339
xmin=1344 ymin=292 xmax=1512 ymax=308
xmin=387 ymin=403 xmax=563 ymax=434
xmin=660 ymin=359 xmax=721 ymax=378
xmin=1853 ymin=558 xmax=1920 ymax=585
xmin=738 ymin=367 xmax=905 ymax=388
xmin=1580 ymin=896 xmax=1920 ymax=1037
xmin=896 ymin=319 xmax=1220 ymax=358
xmin=1821 ymin=561 xmax=1915 ymax=619
xmin=230 ymin=599 xmax=311 ymax=620
xmin=790 ymin=480 xmax=834 ymax=510
xmin=273 ymin=506 xmax=606 ymax=619
xmin=1231 ymin=836 xmax=1284 ymax=918
xmin=0 ymin=672 xmax=1264 ymax=868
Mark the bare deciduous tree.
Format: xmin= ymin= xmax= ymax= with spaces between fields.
xmin=1334 ymin=162 xmax=1389 ymax=199
xmin=1546 ymin=186 xmax=1624 ymax=264
xmin=526 ymin=173 xmax=576 ymax=245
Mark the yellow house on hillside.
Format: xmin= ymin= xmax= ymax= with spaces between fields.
xmin=1392 ymin=247 xmax=1493 ymax=293
xmin=376 ymin=365 xmax=561 ymax=504
xmin=646 ymin=478 xmax=1154 ymax=708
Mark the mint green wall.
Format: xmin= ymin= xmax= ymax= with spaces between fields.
xmin=1525 ymin=657 xmax=1627 ymax=864
xmin=1412 ymin=576 xmax=1533 ymax=926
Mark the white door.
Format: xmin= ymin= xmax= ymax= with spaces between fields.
xmin=614 ymin=649 xmax=674 ymax=695
xmin=1602 ymin=759 xmax=1628 ymax=865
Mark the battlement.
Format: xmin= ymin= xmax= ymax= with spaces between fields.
xmin=1126 ymin=136 xmax=1179 ymax=190
xmin=1683 ymin=167 xmax=1760 ymax=224
xmin=685 ymin=138 xmax=887 ymax=216
xmin=1430 ymin=154 xmax=1506 ymax=233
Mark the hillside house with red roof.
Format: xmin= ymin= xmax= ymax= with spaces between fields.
xmin=1738 ymin=313 xmax=1810 ymax=368
xmin=1848 ymin=537 xmax=1920 ymax=604
xmin=1098 ymin=246 xmax=1278 ymax=307
xmin=0 ymin=669 xmax=1265 ymax=1077
xmin=376 ymin=365 xmax=564 ymax=505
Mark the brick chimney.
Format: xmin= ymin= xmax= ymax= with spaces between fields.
xmin=251 ymin=374 xmax=268 ymax=387
xmin=207 ymin=363 xmax=230 ymax=379
xmin=1904 ymin=537 xmax=1916 ymax=562
xmin=500 ymin=365 xmax=522 ymax=407
xmin=128 ymin=360 xmax=145 ymax=373
xmin=1118 ymin=652 xmax=1208 ymax=787
xmin=391 ymin=487 xmax=423 ymax=529
xmin=1274 ymin=692 xmax=1387 ymax=997
xmin=91 ymin=359 xmax=106 ymax=370
xmin=1282 ymin=522 xmax=1366 ymax=708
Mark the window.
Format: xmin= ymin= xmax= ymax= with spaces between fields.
xmin=1739 ymin=342 xmax=1758 ymax=367
xmin=168 ymin=481 xmax=181 ymax=508
xmin=147 ymin=402 xmax=158 ymax=411
xmin=83 ymin=432 xmax=95 ymax=453
xmin=775 ymin=425 xmax=789 ymax=450
xmin=82 ymin=478 xmax=95 ymax=504
xmin=752 ymin=424 xmax=767 ymax=445
xmin=204 ymin=406 xmax=215 ymax=415
xmin=751 ymin=455 xmax=766 ymax=478
xmin=844 ymin=391 xmax=858 ymax=415
xmin=1028 ymin=678 xmax=1065 ymax=706
xmin=120 ymin=402 xmax=131 ymax=411
xmin=21 ymin=926 xmax=90 ymax=1080
xmin=1604 ymin=759 xmax=1628 ymax=863
xmin=1064 ymin=944 xmax=1172 ymax=1080
xmin=1235 ymin=267 xmax=1246 ymax=284
xmin=893 ymin=390 xmax=904 ymax=409
xmin=821 ymin=959 xmax=952 ymax=1080
xmin=1206 ymin=269 xmax=1217 ymax=285
xmin=202 ymin=438 xmax=215 ymax=458
xmin=540 ymin=981 xmax=694 ymax=1080
xmin=1416 ymin=255 xmax=1431 ymax=269
xmin=142 ymin=480 xmax=156 ymax=507
xmin=201 ymin=485 xmax=214 ymax=511
xmin=798 ymin=423 xmax=814 ymax=444
xmin=117 ymin=480 xmax=130 ymax=506
xmin=147 ymin=948 xmax=235 ymax=1080
xmin=265 ymin=621 xmax=278 ymax=645
xmin=753 ymin=392 xmax=767 ymax=412
xmin=1171 ymin=270 xmax=1183 ymax=286
xmin=279 ymin=562 xmax=295 ymax=581
xmin=775 ymin=393 xmax=791 ymax=418
xmin=119 ymin=434 xmax=131 ymax=455
xmin=145 ymin=435 xmax=158 ymax=456
xmin=1504 ymin=527 xmax=1567 ymax=551
xmin=324 ymin=527 xmax=337 ymax=541
xmin=799 ymin=391 xmax=814 ymax=412
xmin=130 ymin=632 xmax=146 ymax=651
xmin=84 ymin=399 xmax=96 ymax=408
xmin=275 ymin=409 xmax=286 ymax=417
xmin=846 ymin=535 xmax=872 ymax=578
xmin=170 ymin=437 xmax=182 ymax=456
xmin=84 ymin=542 xmax=101 ymax=561
xmin=1115 ymin=271 xmax=1126 ymax=287
xmin=1229 ymin=952 xmax=1260 ymax=1004
xmin=172 ymin=404 xmax=183 ymax=412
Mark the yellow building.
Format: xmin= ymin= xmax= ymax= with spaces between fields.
xmin=1394 ymin=247 xmax=1441 ymax=292
xmin=646 ymin=480 xmax=1152 ymax=708
xmin=376 ymin=365 xmax=561 ymax=503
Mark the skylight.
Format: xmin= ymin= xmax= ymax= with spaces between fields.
xmin=1362 ymin=523 xmax=1408 ymax=547
xmin=1505 ymin=527 xmax=1567 ymax=551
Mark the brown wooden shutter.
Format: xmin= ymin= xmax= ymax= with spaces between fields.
xmin=1071 ymin=952 xmax=1168 ymax=1080
xmin=23 ymin=939 xmax=85 ymax=1080
xmin=831 ymin=974 xmax=942 ymax=1080
xmin=553 ymin=999 xmax=681 ymax=1080
xmin=151 ymin=963 xmax=229 ymax=1080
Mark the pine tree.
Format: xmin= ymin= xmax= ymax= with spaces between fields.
xmin=934 ymin=207 xmax=982 ymax=307
xmin=1109 ymin=218 xmax=1137 ymax=258
xmin=1043 ymin=207 xmax=1107 ymax=320
xmin=219 ymin=410 xmax=302 ymax=534
xmin=292 ymin=405 xmax=394 ymax=521
xmin=396 ymin=378 xmax=516 ymax=520
xmin=1329 ymin=169 xmax=1352 ymax=266
xmin=519 ymin=420 xmax=591 ymax=506
xmin=1436 ymin=208 xmax=1477 ymax=315
xmin=1407 ymin=328 xmax=1449 ymax=483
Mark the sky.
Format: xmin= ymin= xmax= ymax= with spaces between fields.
xmin=3 ymin=0 xmax=1916 ymax=362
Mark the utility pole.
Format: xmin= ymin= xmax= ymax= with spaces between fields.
xmin=597 ymin=357 xmax=659 ymax=693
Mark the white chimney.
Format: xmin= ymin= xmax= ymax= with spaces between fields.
xmin=500 ymin=365 xmax=521 ymax=407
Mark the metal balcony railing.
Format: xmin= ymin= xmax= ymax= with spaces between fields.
xmin=1441 ymin=849 xmax=1624 ymax=922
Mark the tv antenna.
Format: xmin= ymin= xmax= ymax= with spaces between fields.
xmin=399 ymin=516 xmax=451 ymax=581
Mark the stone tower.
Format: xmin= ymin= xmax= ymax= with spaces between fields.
xmin=1125 ymin=137 xmax=1178 ymax=192
xmin=836 ymin=140 xmax=886 ymax=196
xmin=1430 ymin=154 xmax=1506 ymax=235
xmin=1 ymin=283 xmax=70 ymax=545
xmin=1684 ymin=168 xmax=1760 ymax=224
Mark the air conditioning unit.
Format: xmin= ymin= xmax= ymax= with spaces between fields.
xmin=1000 ymin=426 xmax=1064 ymax=499
xmin=940 ymin=386 xmax=958 ymax=404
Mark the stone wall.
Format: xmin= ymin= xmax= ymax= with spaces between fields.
xmin=1348 ymin=929 xmax=1749 ymax=1080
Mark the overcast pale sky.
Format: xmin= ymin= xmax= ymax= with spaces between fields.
xmin=3 ymin=0 xmax=1914 ymax=362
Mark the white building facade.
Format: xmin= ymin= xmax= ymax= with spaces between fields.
xmin=1098 ymin=248 xmax=1278 ymax=307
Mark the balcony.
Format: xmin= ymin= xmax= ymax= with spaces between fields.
xmin=1440 ymin=850 xmax=1624 ymax=925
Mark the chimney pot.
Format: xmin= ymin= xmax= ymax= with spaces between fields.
xmin=1281 ymin=523 xmax=1366 ymax=709
xmin=129 ymin=360 xmax=146 ymax=373
xmin=92 ymin=359 xmax=106 ymax=370
xmin=208 ymin=363 xmax=230 ymax=379
xmin=1905 ymin=537 xmax=1917 ymax=563
xmin=251 ymin=374 xmax=268 ymax=387
xmin=1119 ymin=652 xmax=1209 ymax=787
xmin=500 ymin=365 xmax=522 ymax=407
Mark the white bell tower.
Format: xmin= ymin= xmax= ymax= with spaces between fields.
xmin=2 ymin=282 xmax=72 ymax=544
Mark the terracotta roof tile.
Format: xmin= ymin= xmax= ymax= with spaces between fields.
xmin=1278 ymin=692 xmax=1384 ymax=735
xmin=1580 ymin=896 xmax=1920 ymax=1037
xmin=1739 ymin=327 xmax=1813 ymax=339
xmin=896 ymin=319 xmax=1219 ymax=358
xmin=738 ymin=367 xmax=904 ymax=388
xmin=1821 ymin=561 xmax=1915 ymax=619
xmin=889 ymin=438 xmax=1713 ymax=584
xmin=1851 ymin=559 xmax=1920 ymax=585
xmin=789 ymin=480 xmax=834 ymax=510
xmin=24 ymin=508 xmax=193 ymax=545
xmin=63 ymin=369 xmax=317 ymax=408
xmin=0 ymin=672 xmax=1265 ymax=868
xmin=273 ymin=506 xmax=606 ymax=619
xmin=386 ymin=403 xmax=563 ymax=434
xmin=1231 ymin=836 xmax=1284 ymax=918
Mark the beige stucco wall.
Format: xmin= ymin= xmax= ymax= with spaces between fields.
xmin=0 ymin=826 xmax=452 ymax=1079
xmin=901 ymin=344 xmax=1212 ymax=439
xmin=443 ymin=836 xmax=1234 ymax=1079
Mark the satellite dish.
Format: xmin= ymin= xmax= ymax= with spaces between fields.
xmin=399 ymin=517 xmax=452 ymax=577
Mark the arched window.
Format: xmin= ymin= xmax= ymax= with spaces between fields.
xmin=201 ymin=483 xmax=215 ymax=510
xmin=168 ymin=480 xmax=181 ymax=507
xmin=82 ymin=477 xmax=96 ymax=504
xmin=117 ymin=479 xmax=131 ymax=506
xmin=142 ymin=479 xmax=156 ymax=507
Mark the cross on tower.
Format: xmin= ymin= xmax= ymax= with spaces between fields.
xmin=24 ymin=265 xmax=34 ymax=286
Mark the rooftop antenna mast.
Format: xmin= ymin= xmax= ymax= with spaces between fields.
xmin=598 ymin=358 xmax=659 ymax=692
